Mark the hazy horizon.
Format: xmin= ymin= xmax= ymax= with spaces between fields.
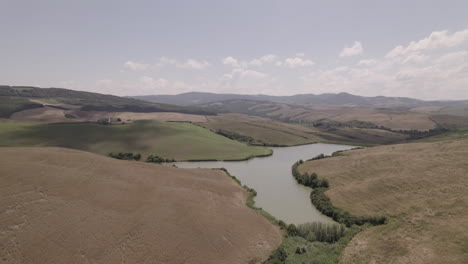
xmin=1 ymin=0 xmax=468 ymax=100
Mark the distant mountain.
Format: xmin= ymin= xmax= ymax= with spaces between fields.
xmin=130 ymin=92 xmax=468 ymax=108
xmin=0 ymin=86 xmax=216 ymax=117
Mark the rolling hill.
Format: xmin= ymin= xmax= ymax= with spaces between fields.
xmin=0 ymin=120 xmax=272 ymax=161
xmin=0 ymin=85 xmax=215 ymax=118
xmin=131 ymin=91 xmax=468 ymax=108
xmin=298 ymin=139 xmax=468 ymax=264
xmin=0 ymin=147 xmax=281 ymax=264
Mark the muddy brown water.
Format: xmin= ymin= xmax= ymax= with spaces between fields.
xmin=176 ymin=143 xmax=355 ymax=225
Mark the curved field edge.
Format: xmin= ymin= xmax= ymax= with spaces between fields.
xmin=217 ymin=160 xmax=374 ymax=264
xmin=0 ymin=120 xmax=272 ymax=161
xmin=297 ymin=141 xmax=468 ymax=264
xmin=0 ymin=147 xmax=281 ymax=264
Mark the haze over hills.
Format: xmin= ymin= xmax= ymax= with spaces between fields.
xmin=0 ymin=85 xmax=215 ymax=118
xmin=130 ymin=92 xmax=468 ymax=108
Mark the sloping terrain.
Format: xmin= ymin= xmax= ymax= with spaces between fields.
xmin=0 ymin=86 xmax=215 ymax=118
xmin=198 ymin=100 xmax=438 ymax=131
xmin=199 ymin=114 xmax=325 ymax=146
xmin=298 ymin=140 xmax=468 ymax=264
xmin=0 ymin=147 xmax=281 ymax=264
xmin=0 ymin=120 xmax=271 ymax=160
xmin=132 ymin=91 xmax=468 ymax=108
xmin=10 ymin=106 xmax=208 ymax=123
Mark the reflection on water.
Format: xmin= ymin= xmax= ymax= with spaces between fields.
xmin=176 ymin=143 xmax=354 ymax=224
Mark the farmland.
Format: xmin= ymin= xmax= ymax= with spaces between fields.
xmin=298 ymin=140 xmax=468 ymax=264
xmin=0 ymin=147 xmax=281 ymax=263
xmin=0 ymin=120 xmax=271 ymax=161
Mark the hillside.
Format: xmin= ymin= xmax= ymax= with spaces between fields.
xmin=0 ymin=120 xmax=271 ymax=161
xmin=131 ymin=91 xmax=468 ymax=108
xmin=0 ymin=86 xmax=215 ymax=118
xmin=298 ymin=140 xmax=468 ymax=264
xmin=0 ymin=147 xmax=281 ymax=264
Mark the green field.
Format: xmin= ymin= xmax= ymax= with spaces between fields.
xmin=200 ymin=115 xmax=324 ymax=146
xmin=0 ymin=120 xmax=271 ymax=160
xmin=0 ymin=96 xmax=43 ymax=118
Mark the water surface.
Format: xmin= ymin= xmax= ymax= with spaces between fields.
xmin=176 ymin=143 xmax=354 ymax=224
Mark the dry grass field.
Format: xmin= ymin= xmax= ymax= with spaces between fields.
xmin=0 ymin=147 xmax=281 ymax=264
xmin=200 ymin=114 xmax=324 ymax=146
xmin=299 ymin=140 xmax=468 ymax=264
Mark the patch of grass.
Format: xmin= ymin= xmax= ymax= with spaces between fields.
xmin=267 ymin=226 xmax=361 ymax=264
xmin=0 ymin=120 xmax=271 ymax=160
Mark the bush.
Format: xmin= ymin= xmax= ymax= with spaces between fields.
xmin=268 ymin=247 xmax=288 ymax=263
xmin=145 ymin=154 xmax=175 ymax=163
xmin=108 ymin=152 xmax=141 ymax=160
xmin=286 ymin=224 xmax=299 ymax=237
xmin=96 ymin=118 xmax=110 ymax=125
xmin=297 ymin=222 xmax=346 ymax=243
xmin=215 ymin=129 xmax=263 ymax=145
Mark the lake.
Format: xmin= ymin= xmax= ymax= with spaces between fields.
xmin=176 ymin=143 xmax=355 ymax=225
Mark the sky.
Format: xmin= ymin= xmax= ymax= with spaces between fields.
xmin=1 ymin=0 xmax=468 ymax=100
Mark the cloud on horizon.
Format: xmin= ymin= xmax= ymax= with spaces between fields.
xmin=75 ymin=29 xmax=468 ymax=100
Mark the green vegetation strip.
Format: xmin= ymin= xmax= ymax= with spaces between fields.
xmin=217 ymin=167 xmax=364 ymax=264
xmin=292 ymin=155 xmax=386 ymax=227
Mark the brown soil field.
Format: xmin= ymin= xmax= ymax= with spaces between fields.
xmin=0 ymin=147 xmax=281 ymax=264
xmin=299 ymin=140 xmax=468 ymax=264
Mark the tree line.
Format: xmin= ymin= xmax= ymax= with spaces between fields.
xmin=107 ymin=152 xmax=176 ymax=163
xmin=291 ymin=158 xmax=386 ymax=227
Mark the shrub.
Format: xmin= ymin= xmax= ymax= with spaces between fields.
xmin=297 ymin=222 xmax=346 ymax=243
xmin=286 ymin=224 xmax=298 ymax=237
xmin=146 ymin=154 xmax=175 ymax=163
xmin=108 ymin=152 xmax=141 ymax=160
xmin=268 ymin=247 xmax=287 ymax=263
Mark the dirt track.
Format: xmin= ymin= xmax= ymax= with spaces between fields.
xmin=0 ymin=147 xmax=281 ymax=264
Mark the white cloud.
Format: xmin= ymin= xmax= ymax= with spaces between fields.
xmin=339 ymin=41 xmax=363 ymax=57
xmin=296 ymin=52 xmax=305 ymax=57
xmin=284 ymin=57 xmax=314 ymax=68
xmin=303 ymin=43 xmax=468 ymax=100
xmin=124 ymin=61 xmax=150 ymax=71
xmin=401 ymin=53 xmax=429 ymax=64
xmin=385 ymin=29 xmax=468 ymax=59
xmin=357 ymin=59 xmax=377 ymax=66
xmin=239 ymin=54 xmax=278 ymax=67
xmin=177 ymin=59 xmax=210 ymax=70
xmin=259 ymin=54 xmax=278 ymax=63
xmin=222 ymin=56 xmax=240 ymax=67
xmin=224 ymin=68 xmax=267 ymax=80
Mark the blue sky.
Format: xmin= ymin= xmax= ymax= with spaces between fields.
xmin=1 ymin=0 xmax=468 ymax=99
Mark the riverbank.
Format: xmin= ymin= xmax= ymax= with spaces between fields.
xmin=298 ymin=139 xmax=468 ymax=264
